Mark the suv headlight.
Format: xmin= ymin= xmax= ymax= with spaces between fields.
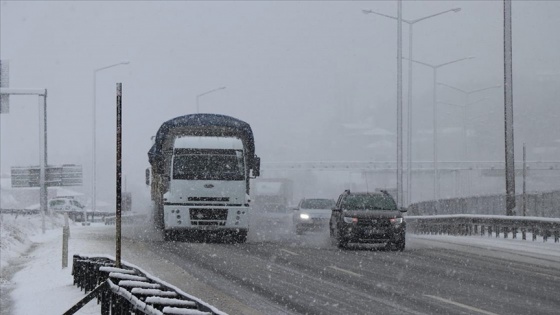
xmin=300 ymin=213 xmax=310 ymax=220
xmin=390 ymin=217 xmax=404 ymax=224
xmin=343 ymin=216 xmax=357 ymax=224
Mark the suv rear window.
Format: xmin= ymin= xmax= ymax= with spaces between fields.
xmin=340 ymin=194 xmax=397 ymax=210
xmin=300 ymin=199 xmax=335 ymax=209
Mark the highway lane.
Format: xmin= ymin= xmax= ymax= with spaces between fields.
xmin=86 ymin=223 xmax=560 ymax=314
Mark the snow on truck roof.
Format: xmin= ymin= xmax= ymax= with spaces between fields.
xmin=174 ymin=136 xmax=243 ymax=150
xmin=148 ymin=114 xmax=256 ymax=174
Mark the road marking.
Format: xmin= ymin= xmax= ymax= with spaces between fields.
xmin=424 ymin=295 xmax=499 ymax=315
xmin=328 ymin=266 xmax=363 ymax=277
xmin=280 ymin=249 xmax=299 ymax=256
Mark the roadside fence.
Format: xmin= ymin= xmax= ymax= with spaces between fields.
xmin=407 ymin=215 xmax=560 ymax=243
xmin=65 ymin=255 xmax=225 ymax=315
xmin=104 ymin=212 xmax=148 ymax=225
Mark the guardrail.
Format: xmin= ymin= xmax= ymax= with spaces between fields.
xmin=65 ymin=255 xmax=225 ymax=315
xmin=104 ymin=213 xmax=148 ymax=225
xmin=406 ymin=215 xmax=560 ymax=243
xmin=0 ymin=208 xmax=114 ymax=221
xmin=0 ymin=208 xmax=40 ymax=215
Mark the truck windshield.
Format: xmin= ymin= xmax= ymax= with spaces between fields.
xmin=172 ymin=149 xmax=245 ymax=180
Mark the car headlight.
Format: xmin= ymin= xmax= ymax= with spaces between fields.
xmin=343 ymin=216 xmax=357 ymax=224
xmin=299 ymin=213 xmax=310 ymax=220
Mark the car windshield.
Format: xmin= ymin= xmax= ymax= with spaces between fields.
xmin=49 ymin=200 xmax=66 ymax=207
xmin=340 ymin=194 xmax=397 ymax=210
xmin=300 ymin=199 xmax=335 ymax=209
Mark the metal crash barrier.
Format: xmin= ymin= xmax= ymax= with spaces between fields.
xmin=104 ymin=213 xmax=147 ymax=225
xmin=65 ymin=255 xmax=224 ymax=315
xmin=407 ymin=215 xmax=560 ymax=243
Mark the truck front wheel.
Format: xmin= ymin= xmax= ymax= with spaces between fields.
xmin=234 ymin=230 xmax=248 ymax=243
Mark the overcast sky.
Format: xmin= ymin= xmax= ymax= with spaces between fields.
xmin=1 ymin=1 xmax=559 ymax=207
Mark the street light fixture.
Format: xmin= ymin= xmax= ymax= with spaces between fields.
xmin=404 ymin=56 xmax=474 ymax=213
xmin=92 ymin=61 xmax=129 ymax=215
xmin=363 ymin=7 xmax=461 ymax=206
xmin=437 ymin=97 xmax=488 ymax=198
xmin=196 ymin=86 xmax=226 ymax=113
xmin=438 ymin=82 xmax=501 ymax=159
xmin=437 ymin=98 xmax=488 ymax=158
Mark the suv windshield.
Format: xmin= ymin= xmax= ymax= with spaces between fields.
xmin=301 ymin=199 xmax=335 ymax=209
xmin=340 ymin=194 xmax=397 ymax=211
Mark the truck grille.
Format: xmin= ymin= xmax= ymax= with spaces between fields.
xmin=189 ymin=208 xmax=228 ymax=226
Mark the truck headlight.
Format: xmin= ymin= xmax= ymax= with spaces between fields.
xmin=300 ymin=213 xmax=310 ymax=220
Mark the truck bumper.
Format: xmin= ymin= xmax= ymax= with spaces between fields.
xmin=163 ymin=205 xmax=250 ymax=230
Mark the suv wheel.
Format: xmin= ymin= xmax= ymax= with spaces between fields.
xmin=330 ymin=227 xmax=348 ymax=249
xmin=386 ymin=239 xmax=405 ymax=251
xmin=395 ymin=239 xmax=405 ymax=251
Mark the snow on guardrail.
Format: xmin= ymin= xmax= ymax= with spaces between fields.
xmin=406 ymin=214 xmax=560 ymax=243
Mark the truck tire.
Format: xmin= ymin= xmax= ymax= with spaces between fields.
xmin=163 ymin=230 xmax=173 ymax=242
xmin=234 ymin=230 xmax=248 ymax=243
xmin=153 ymin=205 xmax=164 ymax=230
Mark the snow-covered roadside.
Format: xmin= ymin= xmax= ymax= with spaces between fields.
xmin=0 ymin=213 xmax=100 ymax=314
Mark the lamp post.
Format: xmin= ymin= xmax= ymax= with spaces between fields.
xmin=196 ymin=86 xmax=226 ymax=113
xmin=92 ymin=61 xmax=129 ymax=215
xmin=363 ymin=7 xmax=461 ymax=206
xmin=438 ymin=82 xmax=501 ymax=160
xmin=404 ymin=56 xmax=474 ymax=213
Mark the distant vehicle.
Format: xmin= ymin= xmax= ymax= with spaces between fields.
xmin=48 ymin=197 xmax=85 ymax=213
xmin=329 ymin=190 xmax=406 ymax=250
xmin=251 ymin=178 xmax=294 ymax=228
xmin=292 ymin=198 xmax=336 ymax=235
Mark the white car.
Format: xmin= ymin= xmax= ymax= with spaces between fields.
xmin=48 ymin=197 xmax=85 ymax=213
xmin=293 ymin=198 xmax=336 ymax=235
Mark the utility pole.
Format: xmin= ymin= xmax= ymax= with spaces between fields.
xmin=522 ymin=143 xmax=526 ymax=217
xmin=503 ymin=0 xmax=516 ymax=216
xmin=396 ymin=0 xmax=403 ymax=208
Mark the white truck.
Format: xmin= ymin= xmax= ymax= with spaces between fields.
xmin=146 ymin=114 xmax=260 ymax=242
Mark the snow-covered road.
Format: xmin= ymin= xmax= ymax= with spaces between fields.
xmin=1 ymin=213 xmax=560 ymax=314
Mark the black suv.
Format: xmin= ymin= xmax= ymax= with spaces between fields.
xmin=330 ymin=190 xmax=406 ymax=250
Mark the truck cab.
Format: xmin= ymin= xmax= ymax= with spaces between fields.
xmin=163 ymin=136 xmax=250 ymax=234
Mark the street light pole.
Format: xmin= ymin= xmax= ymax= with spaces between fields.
xmin=438 ymin=82 xmax=501 ymax=160
xmin=397 ymin=0 xmax=403 ymax=209
xmin=196 ymin=86 xmax=226 ymax=113
xmin=92 ymin=61 xmax=129 ymax=215
xmin=363 ymin=7 xmax=461 ymax=206
xmin=405 ymin=56 xmax=474 ymax=213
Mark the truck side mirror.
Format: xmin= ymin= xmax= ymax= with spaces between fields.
xmin=145 ymin=168 xmax=151 ymax=186
xmin=252 ymin=156 xmax=261 ymax=177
